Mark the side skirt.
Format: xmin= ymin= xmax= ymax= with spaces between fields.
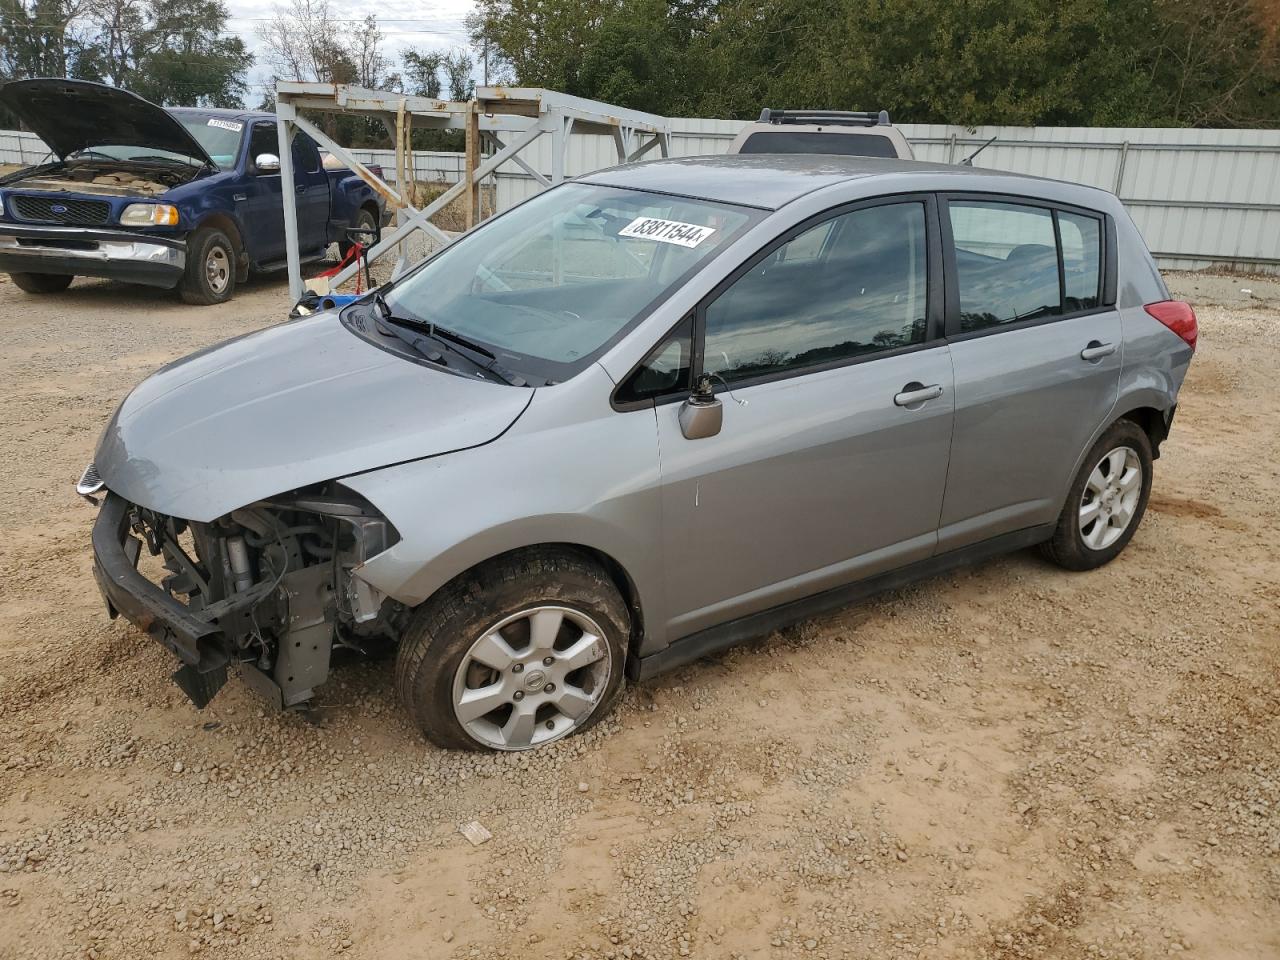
xmin=628 ymin=524 xmax=1054 ymax=682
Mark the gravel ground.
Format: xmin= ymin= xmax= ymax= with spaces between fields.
xmin=0 ymin=267 xmax=1276 ymax=960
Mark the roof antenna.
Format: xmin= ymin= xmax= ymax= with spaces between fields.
xmin=960 ymin=135 xmax=997 ymax=166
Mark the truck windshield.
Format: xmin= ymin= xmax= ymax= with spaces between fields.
xmin=70 ymin=117 xmax=243 ymax=170
xmin=381 ymin=183 xmax=758 ymax=383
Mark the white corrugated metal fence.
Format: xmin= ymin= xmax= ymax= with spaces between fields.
xmin=3 ymin=120 xmax=1277 ymax=273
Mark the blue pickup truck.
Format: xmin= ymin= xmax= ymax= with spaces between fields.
xmin=0 ymin=79 xmax=386 ymax=304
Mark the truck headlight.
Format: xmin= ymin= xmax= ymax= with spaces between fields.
xmin=120 ymin=203 xmax=179 ymax=227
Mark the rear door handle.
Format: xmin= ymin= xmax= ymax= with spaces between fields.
xmin=1080 ymin=341 xmax=1116 ymax=361
xmin=894 ymin=382 xmax=944 ymax=407
xmin=295 ymin=183 xmax=307 ymax=193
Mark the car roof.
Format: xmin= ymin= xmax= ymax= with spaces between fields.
xmin=579 ymin=154 xmax=1108 ymax=211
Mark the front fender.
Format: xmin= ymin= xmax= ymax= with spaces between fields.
xmin=339 ymin=366 xmax=668 ymax=652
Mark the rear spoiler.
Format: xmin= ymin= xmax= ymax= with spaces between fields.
xmin=757 ymin=109 xmax=891 ymax=127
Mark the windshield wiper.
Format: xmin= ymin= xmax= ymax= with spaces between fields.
xmin=130 ymin=154 xmax=201 ymax=166
xmin=372 ymin=292 xmax=528 ymax=387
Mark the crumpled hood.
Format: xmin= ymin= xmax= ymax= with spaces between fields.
xmin=95 ymin=312 xmax=532 ymax=522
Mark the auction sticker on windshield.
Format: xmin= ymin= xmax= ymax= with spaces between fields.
xmin=207 ymin=118 xmax=243 ymax=132
xmin=618 ymin=217 xmax=716 ymax=248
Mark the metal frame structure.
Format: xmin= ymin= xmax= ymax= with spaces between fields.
xmin=274 ymin=83 xmax=672 ymax=299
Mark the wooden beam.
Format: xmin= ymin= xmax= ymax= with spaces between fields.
xmin=464 ymin=101 xmax=481 ymax=228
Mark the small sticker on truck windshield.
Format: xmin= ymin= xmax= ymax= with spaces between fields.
xmin=207 ymin=118 xmax=243 ymax=132
xmin=618 ymin=217 xmax=716 ymax=248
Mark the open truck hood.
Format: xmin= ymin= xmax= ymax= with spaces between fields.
xmin=94 ymin=313 xmax=533 ymax=522
xmin=0 ymin=78 xmax=216 ymax=165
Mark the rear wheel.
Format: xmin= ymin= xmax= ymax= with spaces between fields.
xmin=9 ymin=272 xmax=73 ymax=294
xmin=179 ymin=227 xmax=236 ymax=305
xmin=1041 ymin=418 xmax=1153 ymax=571
xmin=339 ymin=207 xmax=378 ymax=259
xmin=395 ymin=548 xmax=630 ymax=751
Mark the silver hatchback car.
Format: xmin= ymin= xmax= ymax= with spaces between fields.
xmin=85 ymin=155 xmax=1197 ymax=751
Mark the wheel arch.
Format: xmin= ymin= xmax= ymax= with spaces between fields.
xmin=1116 ymin=404 xmax=1172 ymax=460
xmin=1056 ymin=392 xmax=1172 ymax=516
xmin=193 ymin=212 xmax=249 ymax=281
xmin=377 ymin=536 xmax=649 ymax=657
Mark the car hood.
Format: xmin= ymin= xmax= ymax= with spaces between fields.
xmin=0 ymin=78 xmax=215 ymax=165
xmin=95 ymin=312 xmax=533 ymax=522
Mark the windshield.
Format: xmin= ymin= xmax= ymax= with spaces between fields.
xmin=70 ymin=117 xmax=243 ymax=170
xmin=381 ymin=182 xmax=758 ymax=383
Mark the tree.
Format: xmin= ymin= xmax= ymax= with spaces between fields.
xmin=403 ymin=48 xmax=475 ymax=101
xmin=80 ymin=0 xmax=251 ymax=106
xmin=0 ymin=0 xmax=251 ymax=113
xmin=258 ymin=0 xmax=356 ymax=85
xmin=443 ymin=50 xmax=475 ymax=101
xmin=468 ymin=0 xmax=1280 ymax=127
xmin=0 ymin=0 xmax=98 ymax=83
xmin=403 ymin=49 xmax=445 ymax=98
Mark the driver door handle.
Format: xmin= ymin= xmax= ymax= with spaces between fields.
xmin=1080 ymin=340 xmax=1116 ymax=361
xmin=894 ymin=382 xmax=943 ymax=407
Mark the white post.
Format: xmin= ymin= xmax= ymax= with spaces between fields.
xmin=275 ymin=105 xmax=304 ymax=302
xmin=551 ymin=113 xmax=566 ymax=186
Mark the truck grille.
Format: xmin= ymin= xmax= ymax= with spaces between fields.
xmin=10 ymin=194 xmax=112 ymax=226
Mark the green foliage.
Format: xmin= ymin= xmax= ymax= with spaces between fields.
xmin=469 ymin=0 xmax=1280 ymax=127
xmin=0 ymin=0 xmax=250 ymax=111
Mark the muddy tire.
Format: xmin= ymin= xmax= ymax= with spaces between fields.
xmin=179 ymin=227 xmax=236 ymax=305
xmin=395 ymin=547 xmax=630 ymax=751
xmin=1041 ymin=418 xmax=1154 ymax=571
xmin=9 ymin=272 xmax=73 ymax=294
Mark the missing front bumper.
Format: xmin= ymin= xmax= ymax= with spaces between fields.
xmin=91 ymin=493 xmax=230 ymax=704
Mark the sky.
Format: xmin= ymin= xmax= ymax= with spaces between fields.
xmin=224 ymin=0 xmax=480 ymax=97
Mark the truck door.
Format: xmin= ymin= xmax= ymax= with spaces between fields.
xmin=242 ymin=121 xmax=285 ymax=264
xmin=290 ymin=132 xmax=331 ymax=251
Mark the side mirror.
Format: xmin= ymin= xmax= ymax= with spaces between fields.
xmin=255 ymin=153 xmax=281 ymax=174
xmin=678 ymin=374 xmax=723 ymax=440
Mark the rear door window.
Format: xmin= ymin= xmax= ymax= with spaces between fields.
xmin=948 ymin=201 xmax=1062 ymax=333
xmin=1058 ymin=211 xmax=1102 ymax=310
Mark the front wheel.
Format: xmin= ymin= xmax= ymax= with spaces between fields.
xmin=179 ymin=227 xmax=236 ymax=305
xmin=1041 ymin=418 xmax=1153 ymax=571
xmin=395 ymin=548 xmax=630 ymax=751
xmin=9 ymin=272 xmax=73 ymax=294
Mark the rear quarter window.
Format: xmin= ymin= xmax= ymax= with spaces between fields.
xmin=737 ymin=131 xmax=899 ymax=158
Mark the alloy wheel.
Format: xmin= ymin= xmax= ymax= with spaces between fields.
xmin=1079 ymin=445 xmax=1142 ymax=550
xmin=451 ymin=605 xmax=611 ymax=750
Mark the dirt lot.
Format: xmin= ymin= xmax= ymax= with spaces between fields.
xmin=0 ymin=268 xmax=1276 ymax=960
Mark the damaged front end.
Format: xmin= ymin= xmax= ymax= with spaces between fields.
xmin=91 ymin=483 xmax=402 ymax=710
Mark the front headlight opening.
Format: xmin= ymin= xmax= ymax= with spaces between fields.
xmin=120 ymin=203 xmax=179 ymax=227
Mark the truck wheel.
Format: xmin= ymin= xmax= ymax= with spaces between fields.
xmin=339 ymin=207 xmax=379 ymax=259
xmin=179 ymin=228 xmax=236 ymax=305
xmin=9 ymin=272 xmax=73 ymax=294
xmin=395 ymin=547 xmax=630 ymax=751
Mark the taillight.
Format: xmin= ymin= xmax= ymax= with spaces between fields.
xmin=1144 ymin=300 xmax=1197 ymax=351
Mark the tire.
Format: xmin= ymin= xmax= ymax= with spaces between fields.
xmin=1041 ymin=418 xmax=1154 ymax=571
xmin=339 ymin=207 xmax=378 ymax=259
xmin=395 ymin=547 xmax=630 ymax=751
xmin=179 ymin=227 xmax=236 ymax=305
xmin=9 ymin=272 xmax=73 ymax=294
